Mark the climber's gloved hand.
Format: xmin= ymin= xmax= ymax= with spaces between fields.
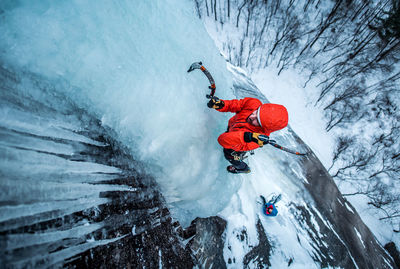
xmin=244 ymin=132 xmax=270 ymax=147
xmin=207 ymin=96 xmax=225 ymax=110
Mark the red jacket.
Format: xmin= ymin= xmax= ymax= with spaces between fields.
xmin=216 ymin=98 xmax=288 ymax=152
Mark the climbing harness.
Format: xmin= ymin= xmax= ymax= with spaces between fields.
xmin=231 ymin=151 xmax=248 ymax=161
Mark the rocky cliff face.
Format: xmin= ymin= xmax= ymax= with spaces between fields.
xmin=300 ymin=152 xmax=392 ymax=269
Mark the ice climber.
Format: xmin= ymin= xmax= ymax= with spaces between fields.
xmin=207 ymin=96 xmax=289 ymax=174
xmin=260 ymin=195 xmax=279 ymax=217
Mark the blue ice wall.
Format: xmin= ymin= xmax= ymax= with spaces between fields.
xmin=0 ymin=0 xmax=241 ymax=224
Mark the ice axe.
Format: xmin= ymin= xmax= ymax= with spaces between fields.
xmin=187 ymin=61 xmax=216 ymax=99
xmin=258 ymin=135 xmax=307 ymax=156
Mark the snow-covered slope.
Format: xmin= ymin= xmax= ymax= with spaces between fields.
xmin=0 ymin=1 xmax=396 ymax=268
xmin=215 ymin=65 xmax=394 ymax=268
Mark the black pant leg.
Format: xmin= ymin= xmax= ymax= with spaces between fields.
xmin=223 ymin=148 xmax=248 ymax=170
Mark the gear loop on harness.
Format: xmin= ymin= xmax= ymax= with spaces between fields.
xmin=231 ymin=151 xmax=247 ymax=161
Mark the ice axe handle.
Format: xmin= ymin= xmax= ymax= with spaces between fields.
xmin=207 ymin=86 xmax=216 ymax=98
xmin=206 ymin=89 xmax=215 ymax=99
xmin=259 ymin=135 xmax=270 ymax=143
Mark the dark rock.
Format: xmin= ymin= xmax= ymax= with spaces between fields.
xmin=178 ymin=218 xmax=197 ymax=240
xmin=384 ymin=242 xmax=400 ymax=269
xmin=65 ymin=216 xmax=194 ymax=269
xmin=243 ymin=219 xmax=272 ymax=268
xmin=186 ymin=216 xmax=227 ymax=269
xmin=300 ymin=150 xmax=395 ymax=269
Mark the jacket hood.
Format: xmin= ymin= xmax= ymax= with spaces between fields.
xmin=257 ymin=103 xmax=288 ymax=132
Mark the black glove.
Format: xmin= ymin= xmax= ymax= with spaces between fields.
xmin=244 ymin=132 xmax=270 ymax=147
xmin=207 ymin=96 xmax=225 ymax=110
